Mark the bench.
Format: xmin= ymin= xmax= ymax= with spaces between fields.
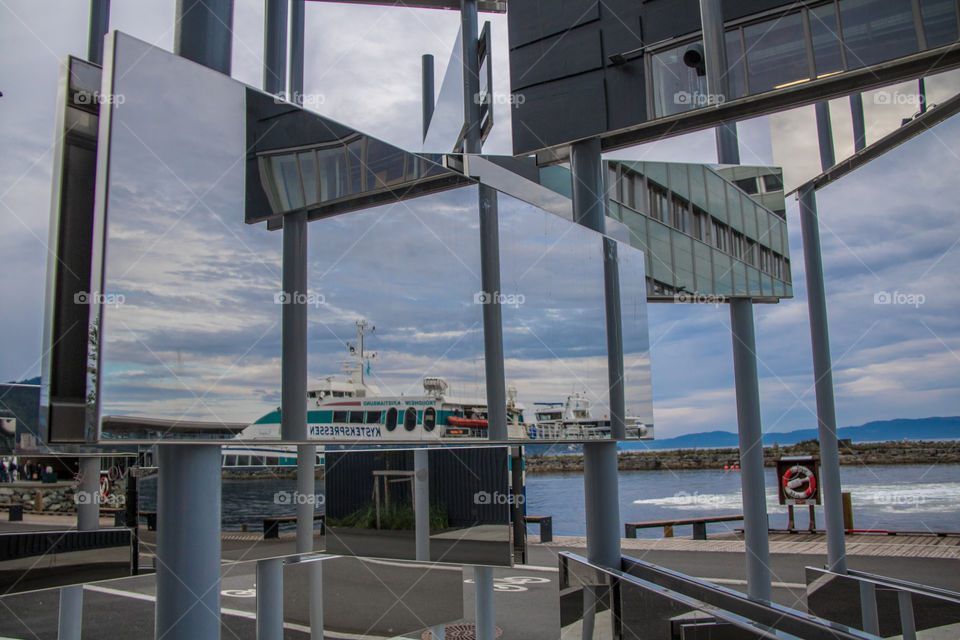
xmin=625 ymin=514 xmax=744 ymax=540
xmin=0 ymin=503 xmax=23 ymax=522
xmin=524 ymin=515 xmax=553 ymax=543
xmin=263 ymin=513 xmax=325 ymax=539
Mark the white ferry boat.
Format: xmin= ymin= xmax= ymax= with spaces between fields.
xmin=527 ymin=393 xmax=653 ymax=440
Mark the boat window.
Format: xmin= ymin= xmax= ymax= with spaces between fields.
xmin=333 ymin=411 xmax=348 ymax=423
xmin=404 ymin=407 xmax=417 ymax=431
xmin=349 ymin=411 xmax=364 ymax=424
xmin=423 ymin=407 xmax=436 ymax=432
xmin=385 ymin=407 xmax=398 ymax=431
xmin=365 ymin=410 xmax=382 ymax=424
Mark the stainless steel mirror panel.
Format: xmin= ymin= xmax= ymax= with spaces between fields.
xmin=422 ymin=27 xmax=466 ymax=154
xmin=806 ymin=566 xmax=960 ymax=637
xmin=323 ymin=447 xmax=513 ymax=566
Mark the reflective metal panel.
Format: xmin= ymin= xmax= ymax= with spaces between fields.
xmin=324 ymin=447 xmax=513 ymax=566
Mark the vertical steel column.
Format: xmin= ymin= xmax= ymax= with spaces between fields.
xmin=422 ymin=54 xmax=435 ymax=141
xmin=263 ymin=0 xmax=287 ymax=96
xmin=296 ymin=445 xmax=315 ymax=550
xmin=289 ymin=0 xmax=305 ymax=102
xmin=58 ymin=585 xmax=83 ymax=640
xmin=700 ymin=0 xmax=772 ymax=601
xmin=414 ymin=449 xmax=430 ymax=561
xmin=850 ymin=94 xmax=867 ymax=153
xmin=569 ymin=137 xmax=623 ymax=569
xmin=474 ymin=566 xmax=495 ymax=640
xmin=174 ymin=0 xmax=233 ymax=75
xmin=815 ymin=102 xmax=836 ymax=170
xmin=77 ymin=456 xmax=99 ymax=531
xmin=729 ymin=299 xmax=772 ymax=602
xmin=257 ymin=558 xmax=284 ymax=640
xmin=156 ymin=445 xmax=222 ymax=639
xmin=798 ymin=183 xmax=848 ymax=573
xmin=87 ymin=0 xmax=110 ymax=65
xmin=461 ymin=0 xmax=506 ymax=440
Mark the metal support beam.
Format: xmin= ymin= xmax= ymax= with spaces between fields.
xmin=156 ymin=445 xmax=222 ymax=640
xmin=474 ymin=566 xmax=495 ymax=640
xmin=414 ymin=448 xmax=430 ymax=561
xmin=58 ymin=585 xmax=82 ymax=640
xmin=729 ymin=299 xmax=772 ymax=602
xmin=282 ymin=210 xmax=308 ymax=441
xmin=263 ymin=0 xmax=287 ymax=95
xmin=461 ymin=0 xmax=481 ymax=152
xmin=297 ymin=445 xmax=315 ymax=551
xmin=87 ymin=0 xmax=110 ymax=65
xmin=798 ymin=183 xmax=848 ymax=573
xmin=422 ymin=54 xmax=435 ymax=141
xmin=815 ymin=102 xmax=836 ymax=171
xmin=77 ymin=456 xmax=99 ymax=531
xmin=289 ymin=0 xmax=304 ymax=102
xmin=257 ymin=558 xmax=284 ymax=640
xmin=174 ymin=0 xmax=233 ymax=75
xmin=850 ymin=94 xmax=867 ymax=153
xmin=583 ymin=441 xmax=621 ymax=568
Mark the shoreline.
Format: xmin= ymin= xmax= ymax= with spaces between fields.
xmin=525 ymin=439 xmax=960 ymax=474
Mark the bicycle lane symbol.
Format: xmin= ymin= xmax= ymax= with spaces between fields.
xmin=463 ymin=576 xmax=551 ymax=592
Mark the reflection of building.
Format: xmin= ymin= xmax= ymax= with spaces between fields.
xmin=606 ymin=161 xmax=791 ymax=301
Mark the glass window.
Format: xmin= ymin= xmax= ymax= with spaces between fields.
xmin=346 ymin=138 xmax=364 ymax=194
xmin=299 ymin=152 xmax=318 ymax=206
xmin=712 ymin=220 xmax=729 ymax=252
xmin=689 ymin=165 xmax=709 ymax=211
xmin=809 ymin=3 xmax=845 ymax=77
xmin=725 ymin=28 xmax=748 ymax=98
xmin=747 ymin=266 xmax=761 ymax=296
xmin=743 ymin=202 xmax=759 ymax=239
xmin=920 ymin=0 xmax=959 ymax=47
xmin=672 ymin=230 xmax=695 ymax=293
xmin=743 ymin=11 xmax=810 ymax=93
xmin=606 ymin=165 xmax=619 ymax=202
xmin=692 ymin=208 xmax=710 ymax=243
xmin=839 ymin=0 xmax=918 ymax=68
xmin=404 ymin=407 xmax=417 ymax=431
xmin=733 ymin=261 xmax=749 ymax=296
xmin=726 ymin=183 xmax=743 ymax=233
xmin=649 ymin=184 xmax=670 ymax=223
xmin=643 ymin=162 xmax=669 ymax=191
xmin=733 ymin=177 xmax=758 ymax=194
xmin=694 ymin=241 xmax=713 ymax=294
xmin=385 ymin=407 xmax=398 ymax=431
xmin=671 ymin=196 xmax=691 ymax=233
xmin=650 ymin=41 xmax=710 ymax=117
xmin=762 ymin=172 xmax=784 ymax=192
xmin=316 ymin=147 xmax=347 ymax=201
xmin=424 ymin=407 xmax=436 ymax=432
xmin=333 ymin=410 xmax=348 ymax=423
xmin=366 ymin=138 xmax=406 ymax=188
xmin=366 ymin=410 xmax=382 ymax=424
xmin=706 ymin=171 xmax=728 ymax=222
xmin=269 ymin=154 xmax=304 ymax=211
xmin=713 ymin=249 xmax=733 ymax=296
xmin=349 ymin=411 xmax=364 ymax=424
xmin=632 ymin=172 xmax=646 ymax=211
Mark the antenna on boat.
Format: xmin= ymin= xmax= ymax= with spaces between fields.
xmin=346 ymin=319 xmax=376 ymax=386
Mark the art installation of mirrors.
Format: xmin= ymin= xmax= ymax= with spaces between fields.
xmin=324 ymin=447 xmax=513 ymax=566
xmin=770 ymin=69 xmax=960 ymax=192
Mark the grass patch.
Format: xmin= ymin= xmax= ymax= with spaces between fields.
xmin=327 ymin=501 xmax=448 ymax=531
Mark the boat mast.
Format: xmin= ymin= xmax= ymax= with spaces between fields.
xmin=346 ymin=320 xmax=376 ymax=386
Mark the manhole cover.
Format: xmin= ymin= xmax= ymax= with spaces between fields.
xmin=421 ymin=623 xmax=503 ymax=639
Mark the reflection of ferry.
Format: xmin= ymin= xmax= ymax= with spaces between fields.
xmin=527 ymin=393 xmax=653 ymax=440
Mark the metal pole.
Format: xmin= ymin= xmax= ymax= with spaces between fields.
xmin=289 ymin=0 xmax=305 ymax=103
xmin=256 ymin=558 xmax=284 ymax=640
xmin=699 ymin=0 xmax=740 ymax=164
xmin=174 ymin=0 xmax=233 ymax=75
xmin=77 ymin=456 xmax=99 ymax=531
xmin=815 ymin=102 xmax=836 ymax=170
xmin=474 ymin=566 xmax=495 ymax=640
xmin=58 ymin=585 xmax=82 ymax=640
xmin=729 ymin=299 xmax=772 ymax=602
xmin=414 ymin=448 xmax=430 ymax=561
xmin=296 ymin=445 xmax=315 ymax=550
xmin=422 ymin=54 xmax=435 ymax=141
xmin=850 ymin=94 xmax=867 ymax=153
xmin=569 ymin=137 xmax=624 ymax=569
xmin=87 ymin=0 xmax=110 ymax=65
xmin=461 ymin=0 xmax=481 ymax=152
xmin=798 ymin=183 xmax=848 ymax=573
xmin=263 ymin=0 xmax=287 ymax=96
xmin=156 ymin=445 xmax=222 ymax=640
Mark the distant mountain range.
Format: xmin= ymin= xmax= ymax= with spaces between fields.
xmin=622 ymin=416 xmax=960 ymax=451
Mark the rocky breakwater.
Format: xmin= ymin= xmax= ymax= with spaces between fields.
xmin=0 ymin=481 xmax=127 ymax=513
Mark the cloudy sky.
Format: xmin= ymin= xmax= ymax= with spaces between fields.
xmin=1 ymin=0 xmax=958 ymax=438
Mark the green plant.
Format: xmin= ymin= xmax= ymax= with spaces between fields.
xmin=327 ymin=501 xmax=448 ymax=531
